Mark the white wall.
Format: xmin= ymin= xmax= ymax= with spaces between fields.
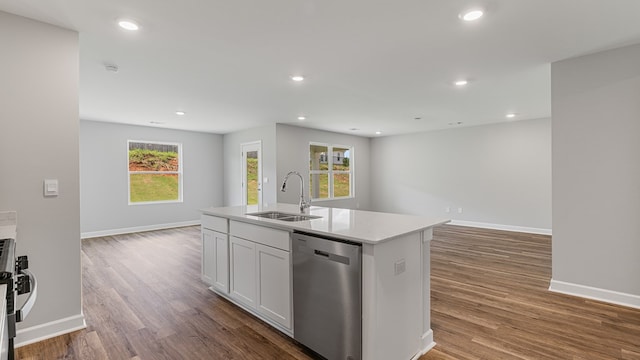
xmin=275 ymin=124 xmax=372 ymax=210
xmin=80 ymin=120 xmax=223 ymax=236
xmin=223 ymin=125 xmax=278 ymax=206
xmin=551 ymin=43 xmax=640 ymax=306
xmin=371 ymin=118 xmax=552 ymax=232
xmin=0 ymin=11 xmax=84 ymax=343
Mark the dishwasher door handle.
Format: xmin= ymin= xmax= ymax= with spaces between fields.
xmin=312 ymin=249 xmax=350 ymax=265
xmin=314 ymin=249 xmax=330 ymax=257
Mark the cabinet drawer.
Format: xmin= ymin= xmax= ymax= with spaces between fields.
xmin=230 ymin=221 xmax=290 ymax=251
xmin=202 ymin=215 xmax=228 ymax=233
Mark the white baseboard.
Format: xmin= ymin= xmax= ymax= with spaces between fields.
xmin=413 ymin=330 xmax=436 ymax=360
xmin=81 ymin=220 xmax=200 ymax=239
xmin=449 ymin=220 xmax=552 ymax=235
xmin=549 ymin=279 xmax=640 ymax=310
xmin=15 ymin=313 xmax=87 ymax=347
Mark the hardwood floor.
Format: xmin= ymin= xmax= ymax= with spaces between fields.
xmin=422 ymin=226 xmax=640 ymax=360
xmin=16 ymin=225 xmax=640 ymax=359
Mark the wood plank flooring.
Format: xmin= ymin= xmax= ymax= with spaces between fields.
xmin=16 ymin=225 xmax=640 ymax=359
xmin=422 ymin=226 xmax=640 ymax=360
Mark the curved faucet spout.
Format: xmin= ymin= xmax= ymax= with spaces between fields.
xmin=281 ymin=171 xmax=311 ymax=213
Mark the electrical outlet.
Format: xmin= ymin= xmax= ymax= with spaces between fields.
xmin=458 ymin=207 xmax=463 ymax=214
xmin=445 ymin=207 xmax=450 ymax=213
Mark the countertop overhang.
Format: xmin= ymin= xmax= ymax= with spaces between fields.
xmin=201 ymin=203 xmax=449 ymax=244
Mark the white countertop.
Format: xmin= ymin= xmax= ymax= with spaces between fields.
xmin=0 ymin=211 xmax=17 ymax=239
xmin=201 ymin=203 xmax=449 ymax=244
xmin=0 ymin=226 xmax=16 ymax=240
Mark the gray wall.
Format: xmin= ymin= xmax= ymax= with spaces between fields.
xmin=552 ymin=43 xmax=640 ymax=296
xmin=223 ymin=125 xmax=278 ymax=206
xmin=80 ymin=120 xmax=223 ymax=235
xmin=0 ymin=10 xmax=83 ymax=336
xmin=275 ymin=124 xmax=372 ymax=210
xmin=370 ymin=118 xmax=552 ymax=230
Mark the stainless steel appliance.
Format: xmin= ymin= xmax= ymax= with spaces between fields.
xmin=292 ymin=232 xmax=362 ymax=360
xmin=0 ymin=238 xmax=37 ymax=360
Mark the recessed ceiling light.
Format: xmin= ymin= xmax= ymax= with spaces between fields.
xmin=375 ymin=131 xmax=382 ymax=135
xmin=291 ymin=75 xmax=305 ymax=82
xmin=297 ymin=116 xmax=306 ymax=120
xmin=175 ymin=111 xmax=185 ymax=116
xmin=118 ymin=20 xmax=140 ymax=31
xmin=448 ymin=121 xmax=464 ymax=126
xmin=460 ymin=10 xmax=484 ymax=21
xmin=455 ymin=80 xmax=468 ymax=86
xmin=506 ymin=113 xmax=517 ymax=118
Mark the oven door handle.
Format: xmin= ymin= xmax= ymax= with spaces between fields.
xmin=16 ymin=269 xmax=37 ymax=322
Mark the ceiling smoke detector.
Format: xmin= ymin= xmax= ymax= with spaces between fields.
xmin=104 ymin=64 xmax=119 ymax=73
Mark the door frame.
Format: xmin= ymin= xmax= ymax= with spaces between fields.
xmin=241 ymin=141 xmax=262 ymax=207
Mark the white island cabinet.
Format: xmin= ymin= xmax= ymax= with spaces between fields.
xmin=201 ymin=204 xmax=448 ymax=360
xmin=229 ymin=220 xmax=292 ymax=331
xmin=201 ymin=215 xmax=229 ymax=293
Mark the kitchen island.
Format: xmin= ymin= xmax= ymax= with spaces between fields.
xmin=200 ymin=203 xmax=448 ymax=360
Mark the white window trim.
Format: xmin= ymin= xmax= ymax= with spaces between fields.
xmin=127 ymin=140 xmax=184 ymax=205
xmin=309 ymin=142 xmax=355 ymax=201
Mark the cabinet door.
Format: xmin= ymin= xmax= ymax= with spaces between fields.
xmin=256 ymin=244 xmax=291 ymax=329
xmin=201 ymin=228 xmax=215 ymax=285
xmin=229 ymin=236 xmax=257 ymax=309
xmin=212 ymin=231 xmax=229 ymax=293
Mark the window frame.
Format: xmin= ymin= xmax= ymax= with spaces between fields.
xmin=309 ymin=142 xmax=355 ymax=201
xmin=127 ymin=139 xmax=184 ymax=205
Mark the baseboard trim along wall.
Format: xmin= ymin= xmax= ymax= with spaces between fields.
xmin=81 ymin=220 xmax=201 ymax=239
xmin=15 ymin=314 xmax=87 ymax=348
xmin=413 ymin=330 xmax=436 ymax=360
xmin=449 ymin=220 xmax=552 ymax=235
xmin=549 ymin=279 xmax=640 ymax=310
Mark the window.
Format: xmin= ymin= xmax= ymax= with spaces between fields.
xmin=309 ymin=143 xmax=353 ymax=200
xmin=128 ymin=140 xmax=182 ymax=204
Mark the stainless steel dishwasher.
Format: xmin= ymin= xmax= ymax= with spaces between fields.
xmin=292 ymin=232 xmax=362 ymax=360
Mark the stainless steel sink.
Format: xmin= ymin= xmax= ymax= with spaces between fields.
xmin=248 ymin=211 xmax=291 ymax=219
xmin=246 ymin=211 xmax=321 ymax=222
xmin=277 ymin=215 xmax=320 ymax=222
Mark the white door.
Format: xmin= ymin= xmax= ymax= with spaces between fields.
xmin=241 ymin=141 xmax=262 ymax=207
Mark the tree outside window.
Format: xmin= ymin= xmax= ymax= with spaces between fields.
xmin=309 ymin=143 xmax=353 ymax=200
xmin=128 ymin=141 xmax=183 ymax=204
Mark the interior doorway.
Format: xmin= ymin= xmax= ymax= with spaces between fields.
xmin=241 ymin=141 xmax=262 ymax=207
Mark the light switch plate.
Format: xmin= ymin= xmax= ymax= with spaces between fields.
xmin=44 ymin=179 xmax=59 ymax=197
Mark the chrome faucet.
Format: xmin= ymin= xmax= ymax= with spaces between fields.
xmin=280 ymin=171 xmax=311 ymax=213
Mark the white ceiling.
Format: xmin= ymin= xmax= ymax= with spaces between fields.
xmin=2 ymin=1 xmax=640 ymax=136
